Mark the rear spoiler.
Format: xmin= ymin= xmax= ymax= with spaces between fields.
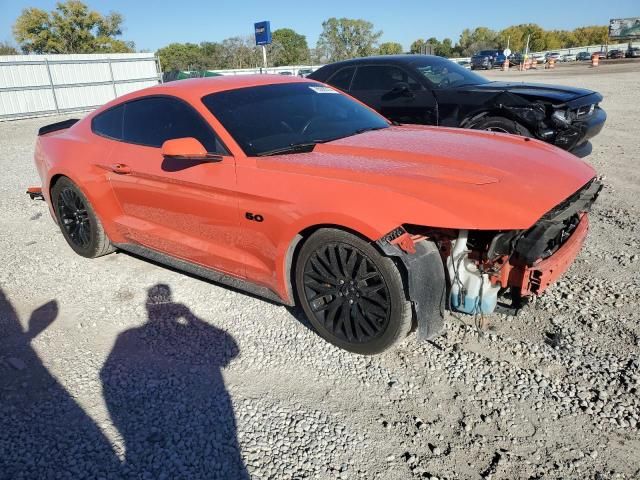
xmin=38 ymin=118 xmax=79 ymax=136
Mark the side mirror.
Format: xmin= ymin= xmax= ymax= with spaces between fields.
xmin=161 ymin=137 xmax=222 ymax=162
xmin=391 ymin=82 xmax=413 ymax=96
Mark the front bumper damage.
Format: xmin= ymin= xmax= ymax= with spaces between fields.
xmin=381 ymin=178 xmax=602 ymax=335
xmin=554 ymin=107 xmax=607 ymax=151
xmin=456 ymin=177 xmax=602 ymax=314
xmin=495 ymin=214 xmax=589 ymax=297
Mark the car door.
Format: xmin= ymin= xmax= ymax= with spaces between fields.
xmin=101 ymin=95 xmax=244 ymax=277
xmin=348 ymin=65 xmax=438 ymax=125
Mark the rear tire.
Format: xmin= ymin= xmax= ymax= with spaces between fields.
xmin=470 ymin=116 xmax=532 ymax=137
xmin=294 ymin=229 xmax=412 ymax=355
xmin=51 ymin=177 xmax=114 ymax=258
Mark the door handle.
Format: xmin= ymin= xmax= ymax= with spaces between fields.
xmin=111 ymin=163 xmax=131 ymax=175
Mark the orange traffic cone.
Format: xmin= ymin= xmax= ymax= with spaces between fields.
xmin=591 ymin=53 xmax=599 ymax=67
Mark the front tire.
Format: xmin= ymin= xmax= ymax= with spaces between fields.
xmin=470 ymin=116 xmax=532 ymax=137
xmin=51 ymin=177 xmax=114 ymax=258
xmin=294 ymin=229 xmax=412 ymax=355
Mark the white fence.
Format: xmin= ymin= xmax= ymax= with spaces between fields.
xmin=0 ymin=53 xmax=161 ymax=120
xmin=209 ymin=65 xmax=324 ymax=76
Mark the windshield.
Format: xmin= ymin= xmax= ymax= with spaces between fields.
xmin=202 ymin=82 xmax=389 ymax=156
xmin=413 ymin=57 xmax=489 ymax=88
xmin=476 ymin=50 xmax=497 ymax=56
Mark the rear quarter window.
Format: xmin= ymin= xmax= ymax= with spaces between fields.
xmin=91 ymin=105 xmax=124 ymax=140
xmin=326 ymin=67 xmax=356 ymax=91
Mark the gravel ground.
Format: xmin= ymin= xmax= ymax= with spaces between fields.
xmin=1 ymin=62 xmax=639 ymax=480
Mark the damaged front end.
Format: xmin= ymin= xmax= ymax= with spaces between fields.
xmin=447 ymin=177 xmax=602 ymax=314
xmin=381 ymin=178 xmax=602 ymax=339
xmin=462 ymin=89 xmax=606 ymax=152
xmin=540 ymin=93 xmax=607 ymax=151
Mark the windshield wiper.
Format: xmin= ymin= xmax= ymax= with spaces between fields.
xmin=312 ymin=125 xmax=390 ymax=145
xmin=353 ymin=126 xmax=388 ymax=135
xmin=257 ymin=142 xmax=318 ymax=157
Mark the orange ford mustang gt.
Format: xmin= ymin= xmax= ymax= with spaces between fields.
xmin=32 ymin=75 xmax=601 ymax=354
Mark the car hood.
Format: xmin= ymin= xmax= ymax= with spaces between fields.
xmin=258 ymin=125 xmax=596 ymax=230
xmin=457 ymin=81 xmax=598 ymax=103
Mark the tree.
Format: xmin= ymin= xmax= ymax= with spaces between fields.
xmin=269 ymin=28 xmax=309 ymax=66
xmin=410 ymin=39 xmax=427 ymax=54
xmin=200 ymin=41 xmax=227 ymax=69
xmin=156 ymin=43 xmax=204 ymax=71
xmin=458 ymin=27 xmax=499 ymax=55
xmin=12 ymin=0 xmax=134 ymax=54
xmin=221 ymin=36 xmax=261 ymax=69
xmin=572 ymin=26 xmax=608 ymax=46
xmin=378 ymin=42 xmax=403 ymax=55
xmin=316 ymin=18 xmax=382 ymax=62
xmin=0 ymin=41 xmax=19 ymax=55
xmin=435 ymin=38 xmax=454 ymax=57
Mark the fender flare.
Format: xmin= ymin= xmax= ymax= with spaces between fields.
xmin=377 ymin=233 xmax=446 ymax=341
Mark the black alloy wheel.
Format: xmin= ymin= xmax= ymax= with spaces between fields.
xmin=51 ymin=177 xmax=114 ymax=258
xmin=295 ymin=229 xmax=412 ymax=355
xmin=303 ymin=242 xmax=391 ymax=344
xmin=57 ymin=187 xmax=91 ymax=248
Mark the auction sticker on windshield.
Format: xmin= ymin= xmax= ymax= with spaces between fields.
xmin=309 ymin=86 xmax=339 ymax=94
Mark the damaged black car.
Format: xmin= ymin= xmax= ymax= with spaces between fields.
xmin=308 ymin=55 xmax=606 ymax=154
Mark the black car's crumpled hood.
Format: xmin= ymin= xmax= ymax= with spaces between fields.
xmin=457 ymin=81 xmax=600 ymax=104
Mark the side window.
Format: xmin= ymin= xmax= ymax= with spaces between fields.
xmin=351 ymin=66 xmax=421 ymax=92
xmin=92 ymin=105 xmax=124 ymax=140
xmin=326 ymin=67 xmax=356 ymax=91
xmin=122 ymin=97 xmax=226 ymax=153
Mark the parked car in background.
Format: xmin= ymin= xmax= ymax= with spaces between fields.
xmin=308 ymin=55 xmax=606 ymax=153
xmin=278 ymin=71 xmax=293 ymax=76
xmin=626 ymin=47 xmax=640 ymax=58
xmin=32 ymin=75 xmax=602 ymax=354
xmin=457 ymin=60 xmax=471 ymax=69
xmin=470 ymin=49 xmax=505 ymax=70
xmin=545 ymin=52 xmax=561 ymax=62
xmin=507 ymin=52 xmax=524 ymax=65
xmin=608 ymin=49 xmax=625 ymax=59
xmin=576 ymin=52 xmax=592 ymax=61
xmin=297 ymin=68 xmax=314 ymax=77
xmin=532 ymin=53 xmax=547 ymax=65
xmin=561 ymin=53 xmax=577 ymax=62
xmin=593 ymin=51 xmax=607 ymax=59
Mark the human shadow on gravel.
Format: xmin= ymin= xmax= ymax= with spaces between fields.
xmin=0 ymin=289 xmax=120 ymax=479
xmin=100 ymin=283 xmax=248 ymax=479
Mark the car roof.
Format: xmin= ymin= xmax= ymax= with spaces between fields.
xmin=312 ymin=55 xmax=462 ymax=73
xmin=144 ymin=74 xmax=311 ymax=97
xmin=90 ymin=74 xmax=318 ymax=117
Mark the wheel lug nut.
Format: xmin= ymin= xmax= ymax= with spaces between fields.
xmin=349 ymin=299 xmax=354 ymax=304
xmin=339 ymin=279 xmax=345 ymax=284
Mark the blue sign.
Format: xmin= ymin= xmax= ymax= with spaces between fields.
xmin=254 ymin=21 xmax=272 ymax=46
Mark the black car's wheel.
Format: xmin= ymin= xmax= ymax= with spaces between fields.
xmin=51 ymin=177 xmax=114 ymax=258
xmin=294 ymin=229 xmax=412 ymax=355
xmin=471 ymin=116 xmax=532 ymax=137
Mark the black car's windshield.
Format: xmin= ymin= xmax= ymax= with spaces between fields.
xmin=202 ymin=82 xmax=389 ymax=156
xmin=413 ymin=57 xmax=489 ymax=88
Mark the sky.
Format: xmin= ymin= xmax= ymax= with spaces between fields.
xmin=0 ymin=0 xmax=637 ymax=52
